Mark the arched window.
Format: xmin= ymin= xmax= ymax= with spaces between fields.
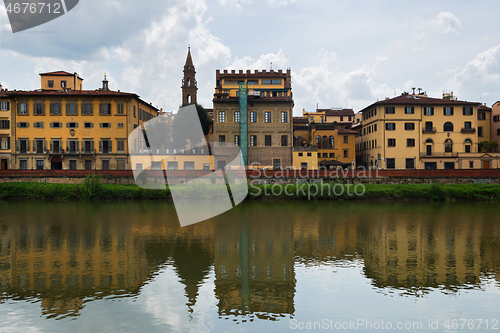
xmin=187 ymin=95 xmax=191 ymax=104
xmin=187 ymin=65 xmax=191 ymax=71
xmin=445 ymin=139 xmax=453 ymax=153
xmin=322 ymin=136 xmax=328 ymax=149
xmin=443 ymin=121 xmax=454 ymax=132
xmin=329 ymin=136 xmax=334 ymax=149
xmin=464 ymin=139 xmax=472 ymax=153
xmin=425 ymin=139 xmax=433 ymax=144
xmin=187 ymin=78 xmax=191 ymax=87
xmin=425 ymin=139 xmax=433 ymax=156
xmin=315 ymin=135 xmax=321 ymax=147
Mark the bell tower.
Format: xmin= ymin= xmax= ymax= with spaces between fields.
xmin=182 ymin=47 xmax=197 ymax=105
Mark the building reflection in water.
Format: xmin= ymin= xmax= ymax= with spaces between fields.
xmin=0 ymin=202 xmax=499 ymax=320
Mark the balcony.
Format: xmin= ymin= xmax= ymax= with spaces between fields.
xmin=461 ymin=127 xmax=476 ymax=133
xmin=420 ymin=152 xmax=458 ymax=158
xmin=422 ymin=127 xmax=437 ymax=134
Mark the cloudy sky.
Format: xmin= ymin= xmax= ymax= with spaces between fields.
xmin=1 ymin=0 xmax=500 ymax=115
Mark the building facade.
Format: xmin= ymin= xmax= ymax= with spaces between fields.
xmin=491 ymin=101 xmax=500 ymax=147
xmin=9 ymin=71 xmax=159 ymax=170
xmin=0 ymin=87 xmax=12 ymax=169
xmin=302 ymin=108 xmax=356 ymax=128
xmin=356 ymin=93 xmax=499 ymax=170
xmin=213 ymin=69 xmax=293 ymax=169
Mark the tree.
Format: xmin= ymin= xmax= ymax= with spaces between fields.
xmin=478 ymin=140 xmax=499 ymax=153
xmin=172 ymin=103 xmax=210 ymax=149
xmin=144 ymin=117 xmax=172 ymax=151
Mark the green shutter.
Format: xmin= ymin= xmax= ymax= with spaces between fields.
xmin=50 ymin=122 xmax=53 ymax=128
xmin=32 ymin=140 xmax=36 ymax=153
xmin=76 ymin=141 xmax=80 ymax=153
xmin=91 ymin=141 xmax=95 ymax=153
xmin=99 ymin=103 xmax=102 ymax=114
xmin=451 ymin=107 xmax=454 ymax=115
xmin=108 ymin=103 xmax=112 ymax=114
xmin=50 ymin=103 xmax=53 ymax=115
xmin=431 ymin=107 xmax=434 ymax=115
xmin=17 ymin=122 xmax=20 ymax=128
xmin=43 ymin=140 xmax=47 ymax=153
xmin=66 ymin=140 xmax=70 ymax=153
xmin=81 ymin=103 xmax=84 ymax=115
xmin=26 ymin=140 xmax=30 ymax=153
xmin=109 ymin=140 xmax=112 ymax=153
xmin=100 ymin=123 xmax=103 ymax=128
xmin=6 ymin=102 xmax=9 ymax=110
xmin=66 ymin=103 xmax=69 ymax=115
xmin=17 ymin=103 xmax=20 ymax=115
xmin=16 ymin=140 xmax=20 ymax=153
xmin=99 ymin=140 xmax=102 ymax=153
xmin=76 ymin=122 xmax=79 ymax=128
xmin=50 ymin=141 xmax=53 ymax=153
xmin=91 ymin=122 xmax=94 ymax=128
xmin=66 ymin=122 xmax=69 ymax=128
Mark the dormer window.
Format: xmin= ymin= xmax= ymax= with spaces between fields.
xmin=48 ymin=80 xmax=54 ymax=88
xmin=61 ymin=81 xmax=66 ymax=88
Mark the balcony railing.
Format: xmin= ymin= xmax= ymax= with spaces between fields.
xmin=422 ymin=127 xmax=437 ymax=134
xmin=461 ymin=127 xmax=476 ymax=133
xmin=420 ymin=152 xmax=458 ymax=158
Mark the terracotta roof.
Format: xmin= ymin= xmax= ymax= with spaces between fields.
xmin=293 ymin=117 xmax=309 ymax=124
xmin=0 ymin=90 xmax=10 ymax=98
xmin=337 ymin=128 xmax=358 ymax=134
xmin=39 ymin=71 xmax=84 ymax=80
xmin=478 ymin=105 xmax=492 ymax=111
xmin=321 ymin=109 xmax=354 ymax=116
xmin=360 ymin=94 xmax=480 ymax=113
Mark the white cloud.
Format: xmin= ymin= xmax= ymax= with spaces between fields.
xmin=0 ymin=4 xmax=12 ymax=32
xmin=293 ymin=51 xmax=392 ymax=113
xmin=430 ymin=11 xmax=462 ymax=35
xmin=268 ymin=0 xmax=296 ymax=7
xmin=227 ymin=49 xmax=288 ymax=71
xmin=446 ymin=45 xmax=500 ymax=102
xmin=218 ymin=0 xmax=252 ymax=10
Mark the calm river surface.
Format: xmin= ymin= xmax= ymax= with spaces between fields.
xmin=0 ymin=201 xmax=499 ymax=332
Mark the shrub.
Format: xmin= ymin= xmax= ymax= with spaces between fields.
xmin=79 ymin=173 xmax=103 ymax=200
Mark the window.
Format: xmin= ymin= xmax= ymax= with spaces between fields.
xmin=281 ymin=111 xmax=288 ymax=123
xmin=478 ymin=126 xmax=484 ymax=137
xmin=281 ymin=135 xmax=288 ymax=147
xmin=478 ymin=112 xmax=486 ymax=120
xmin=262 ymin=79 xmax=282 ymax=85
xmin=100 ymin=140 xmax=112 ymax=154
xmin=444 ymin=162 xmax=455 ymax=170
xmin=68 ymin=140 xmax=78 ymax=153
xmin=388 ymin=138 xmax=396 ymax=147
xmin=250 ymin=112 xmax=257 ymax=123
xmin=386 ymin=123 xmax=395 ymax=130
xmin=424 ymin=107 xmax=434 ymax=116
xmin=85 ymin=160 xmax=92 ymax=170
xmin=406 ymin=158 xmax=415 ymax=169
xmin=18 ymin=122 xmax=28 ymax=128
xmin=67 ymin=122 xmax=78 ymax=128
xmin=46 ymin=80 xmax=54 ymax=88
xmin=343 ymin=149 xmax=349 ymax=158
xmin=385 ymin=107 xmax=395 ymax=114
xmin=265 ymin=135 xmax=272 ymax=147
xmin=463 ymin=107 xmax=473 ymax=116
xmin=69 ymin=160 xmax=77 ymax=170
xmin=100 ymin=103 xmax=111 ymax=115
xmin=464 ymin=121 xmax=472 ymax=129
xmin=133 ymin=106 xmax=136 ymax=118
xmin=117 ymin=140 xmax=125 ymax=153
xmin=51 ymin=103 xmax=61 ymax=115
xmin=234 ymin=111 xmax=240 ymax=123
xmin=498 ymin=128 xmax=500 ymax=136
xmin=218 ymin=135 xmax=225 ymax=146
xmin=61 ymin=81 xmax=66 ymax=88
xmin=405 ymin=106 xmax=414 ymax=114
xmin=234 ymin=135 xmax=239 ymax=146
xmin=117 ymin=104 xmax=124 ymax=115
xmin=386 ymin=158 xmax=395 ymax=169
xmin=273 ymin=159 xmax=281 ymax=169
xmin=18 ymin=103 xmax=27 ymax=114
xmin=83 ymin=140 xmax=94 ymax=153
xmin=218 ymin=111 xmax=226 ymax=123
xmin=36 ymin=160 xmax=44 ymax=170
xmin=307 ymin=152 xmax=312 ymax=157
xmin=67 ymin=103 xmax=77 ymax=115
xmin=136 ymin=163 xmax=143 ymax=170
xmin=34 ymin=122 xmax=44 ymax=129
xmin=405 ymin=123 xmax=415 ymax=130
xmin=443 ymin=122 xmax=454 ymax=132
xmin=407 ymin=138 xmax=415 ymax=147
xmin=445 ymin=139 xmax=453 ymax=153
xmin=84 ymin=122 xmax=93 ymax=129
xmin=374 ymin=124 xmax=377 ymax=132
xmin=469 ymin=161 xmax=474 ymax=168
xmin=167 ymin=162 xmax=178 ymax=170
xmin=118 ymin=123 xmax=124 ymax=128
xmin=35 ymin=139 xmax=45 ymax=154
xmin=203 ymin=163 xmax=211 ymax=170
xmin=329 ymin=153 xmax=334 ymax=158
xmin=465 ymin=139 xmax=472 ymax=153
xmin=317 ymin=153 xmax=321 ymax=158
xmin=0 ymin=137 xmax=9 ymax=150
xmin=343 ymin=135 xmax=348 ymax=144
xmin=0 ymin=101 xmax=10 ymax=110
xmin=34 ymin=103 xmax=44 ymax=115
xmin=265 ymin=111 xmax=271 ymax=123
xmin=83 ymin=103 xmax=92 ymax=115
xmin=298 ymin=152 xmax=303 ymax=157
xmin=444 ymin=107 xmax=454 ymax=116
xmin=494 ymin=115 xmax=499 ymax=122
xmin=102 ymin=160 xmax=110 ymax=170
xmin=100 ymin=123 xmax=111 ymax=128
xmin=0 ymin=120 xmax=9 ymax=129
xmin=50 ymin=122 xmax=61 ymax=128
xmin=250 ymin=135 xmax=257 ymax=146
xmin=184 ymin=161 xmax=195 ymax=170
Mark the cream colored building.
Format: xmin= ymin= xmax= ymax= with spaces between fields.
xmin=356 ymin=93 xmax=499 ymax=170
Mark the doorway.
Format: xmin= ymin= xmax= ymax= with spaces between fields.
xmin=483 ymin=160 xmax=491 ymax=169
xmin=1 ymin=159 xmax=7 ymax=170
xmin=51 ymin=156 xmax=62 ymax=170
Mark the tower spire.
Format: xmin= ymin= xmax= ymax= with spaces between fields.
xmin=182 ymin=47 xmax=197 ymax=105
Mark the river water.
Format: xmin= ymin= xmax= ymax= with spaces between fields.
xmin=0 ymin=201 xmax=499 ymax=332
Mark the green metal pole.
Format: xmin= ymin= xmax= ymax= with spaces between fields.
xmin=239 ymin=83 xmax=248 ymax=166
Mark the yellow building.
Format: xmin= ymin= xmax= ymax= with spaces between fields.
xmin=492 ymin=101 xmax=500 ymax=147
xmin=0 ymin=87 xmax=12 ymax=169
xmin=292 ymin=118 xmax=356 ymax=169
xmin=356 ymin=92 xmax=499 ymax=170
xmin=302 ymin=108 xmax=355 ymax=128
xmin=9 ymin=71 xmax=160 ymax=170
